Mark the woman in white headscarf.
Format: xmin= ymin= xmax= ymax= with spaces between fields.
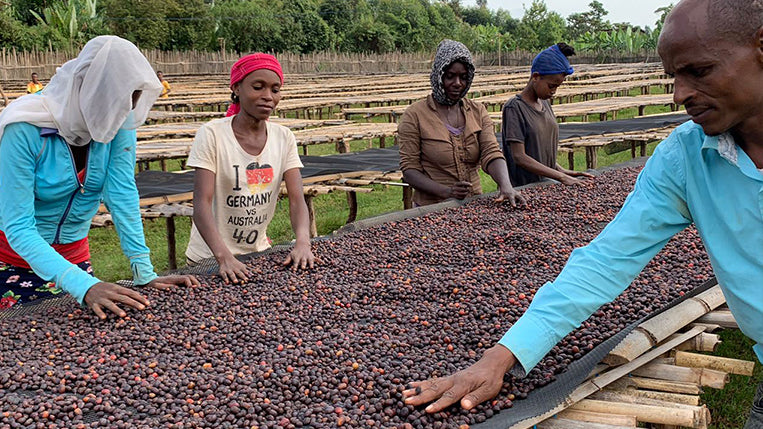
xmin=0 ymin=36 xmax=198 ymax=318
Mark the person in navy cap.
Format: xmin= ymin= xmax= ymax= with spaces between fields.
xmin=501 ymin=43 xmax=593 ymax=187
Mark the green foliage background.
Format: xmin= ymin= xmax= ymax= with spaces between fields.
xmin=0 ymin=0 xmax=671 ymax=54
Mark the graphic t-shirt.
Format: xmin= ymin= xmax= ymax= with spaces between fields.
xmin=185 ymin=117 xmax=303 ymax=262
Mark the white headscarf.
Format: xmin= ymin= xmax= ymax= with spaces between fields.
xmin=0 ymin=35 xmax=162 ymax=146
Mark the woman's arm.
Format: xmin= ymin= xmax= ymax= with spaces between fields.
xmin=510 ymin=142 xmax=579 ymax=185
xmin=103 ymin=129 xmax=197 ymax=305
xmin=0 ymin=123 xmax=100 ymax=303
xmin=475 ymin=103 xmax=524 ymax=206
xmin=102 ymin=129 xmax=158 ymax=285
xmin=402 ymin=169 xmax=470 ymax=200
xmin=192 ymin=167 xmax=250 ymax=284
xmin=282 ymin=168 xmax=315 ymax=270
xmin=485 ymin=158 xmax=525 ymax=206
xmin=556 ymin=162 xmax=594 ymax=178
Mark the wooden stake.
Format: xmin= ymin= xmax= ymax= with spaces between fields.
xmin=166 ymin=217 xmax=177 ymax=270
xmin=674 ymin=351 xmax=755 ymax=376
xmin=304 ymin=195 xmax=317 ymax=238
xmin=605 ymin=286 xmax=725 ymax=365
xmin=557 ymin=409 xmax=637 ymax=426
xmin=569 ymin=399 xmax=707 ymax=428
xmin=631 ymin=362 xmax=728 ymax=389
xmin=669 ymin=332 xmax=722 ymax=352
xmin=507 ymin=326 xmax=706 ymax=429
xmin=537 ymin=418 xmax=634 ymax=429
xmin=628 ymin=376 xmax=703 ymax=394
xmin=695 ymin=310 xmax=738 ymax=329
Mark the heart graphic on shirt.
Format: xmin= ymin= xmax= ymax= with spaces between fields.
xmin=246 ymin=162 xmax=274 ymax=194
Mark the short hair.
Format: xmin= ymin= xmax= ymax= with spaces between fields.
xmin=31 ymin=72 xmax=38 ymax=76
xmin=707 ymin=0 xmax=763 ymax=41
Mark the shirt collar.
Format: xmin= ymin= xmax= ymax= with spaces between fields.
xmin=703 ymin=130 xmax=763 ymax=181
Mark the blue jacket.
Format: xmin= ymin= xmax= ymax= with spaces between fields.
xmin=500 ymin=121 xmax=763 ymax=373
xmin=0 ymin=122 xmax=157 ymax=304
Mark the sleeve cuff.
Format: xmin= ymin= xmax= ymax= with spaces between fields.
xmin=498 ymin=314 xmax=556 ymax=377
xmin=130 ymin=254 xmax=158 ymax=286
xmin=58 ymin=266 xmax=101 ymax=305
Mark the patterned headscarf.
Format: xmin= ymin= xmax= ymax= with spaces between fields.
xmin=430 ymin=39 xmax=475 ymax=106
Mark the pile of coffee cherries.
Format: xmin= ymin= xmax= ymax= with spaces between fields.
xmin=0 ymin=167 xmax=712 ymax=428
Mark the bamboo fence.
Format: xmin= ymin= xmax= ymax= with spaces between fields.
xmin=0 ymin=48 xmax=658 ymax=81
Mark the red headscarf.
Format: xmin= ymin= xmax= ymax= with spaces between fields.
xmin=226 ymin=53 xmax=284 ymax=117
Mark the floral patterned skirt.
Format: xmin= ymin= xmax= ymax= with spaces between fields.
xmin=0 ymin=261 xmax=92 ymax=309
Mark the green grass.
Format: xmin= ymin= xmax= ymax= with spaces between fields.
xmin=702 ymin=329 xmax=763 ymax=429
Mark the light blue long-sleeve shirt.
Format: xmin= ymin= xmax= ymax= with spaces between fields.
xmin=0 ymin=122 xmax=158 ymax=304
xmin=500 ymin=121 xmax=763 ymax=373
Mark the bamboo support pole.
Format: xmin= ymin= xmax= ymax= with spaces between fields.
xmin=569 ymin=399 xmax=708 ymax=428
xmin=604 ymin=286 xmax=725 ymax=365
xmin=668 ymin=332 xmax=722 ymax=352
xmin=508 ymin=326 xmax=706 ymax=429
xmin=537 ymin=418 xmax=635 ymax=429
xmin=674 ymin=351 xmax=755 ymax=376
xmin=304 ymin=195 xmax=317 ymax=238
xmin=590 ymin=390 xmax=705 ymax=412
xmin=602 ymin=387 xmax=701 ymax=406
xmin=630 ymin=362 xmax=729 ymax=389
xmin=557 ymin=409 xmax=637 ymax=426
xmin=626 ymin=376 xmax=703 ymax=394
xmin=695 ymin=310 xmax=738 ymax=329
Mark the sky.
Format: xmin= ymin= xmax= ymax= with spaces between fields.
xmin=462 ymin=0 xmax=676 ymax=30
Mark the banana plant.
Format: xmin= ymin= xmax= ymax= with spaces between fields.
xmin=30 ymin=0 xmax=99 ymax=47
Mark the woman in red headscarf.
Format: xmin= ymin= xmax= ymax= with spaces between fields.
xmin=185 ymin=53 xmax=315 ymax=283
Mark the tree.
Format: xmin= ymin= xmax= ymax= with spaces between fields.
xmin=342 ymin=17 xmax=395 ymax=53
xmin=31 ymin=0 xmax=106 ymax=49
xmin=654 ymin=4 xmax=673 ymax=31
xmin=165 ymin=0 xmax=215 ymax=51
xmin=566 ymin=0 xmax=610 ymax=41
xmin=319 ymin=0 xmax=371 ymax=48
xmin=493 ymin=9 xmax=518 ymax=34
xmin=517 ymin=0 xmax=566 ymax=51
xmin=279 ymin=0 xmax=334 ymax=53
xmin=427 ymin=1 xmax=467 ymax=44
xmin=461 ymin=4 xmax=492 ymax=27
xmin=374 ymin=0 xmax=433 ymax=52
xmin=100 ymin=0 xmax=170 ymax=49
xmin=11 ymin=0 xmax=50 ymax=26
xmin=1 ymin=3 xmax=35 ymax=49
xmin=211 ymin=0 xmax=283 ymax=53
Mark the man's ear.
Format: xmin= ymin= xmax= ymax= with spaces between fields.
xmin=756 ymin=26 xmax=763 ymax=63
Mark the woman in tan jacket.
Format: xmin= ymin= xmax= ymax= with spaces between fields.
xmin=398 ymin=39 xmax=524 ymax=207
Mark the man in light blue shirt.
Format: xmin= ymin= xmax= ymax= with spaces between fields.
xmin=403 ymin=0 xmax=763 ymax=426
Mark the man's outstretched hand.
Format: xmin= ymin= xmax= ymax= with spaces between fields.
xmin=402 ymin=345 xmax=517 ymax=413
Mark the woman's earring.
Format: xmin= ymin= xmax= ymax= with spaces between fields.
xmin=231 ymin=93 xmax=240 ymax=103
